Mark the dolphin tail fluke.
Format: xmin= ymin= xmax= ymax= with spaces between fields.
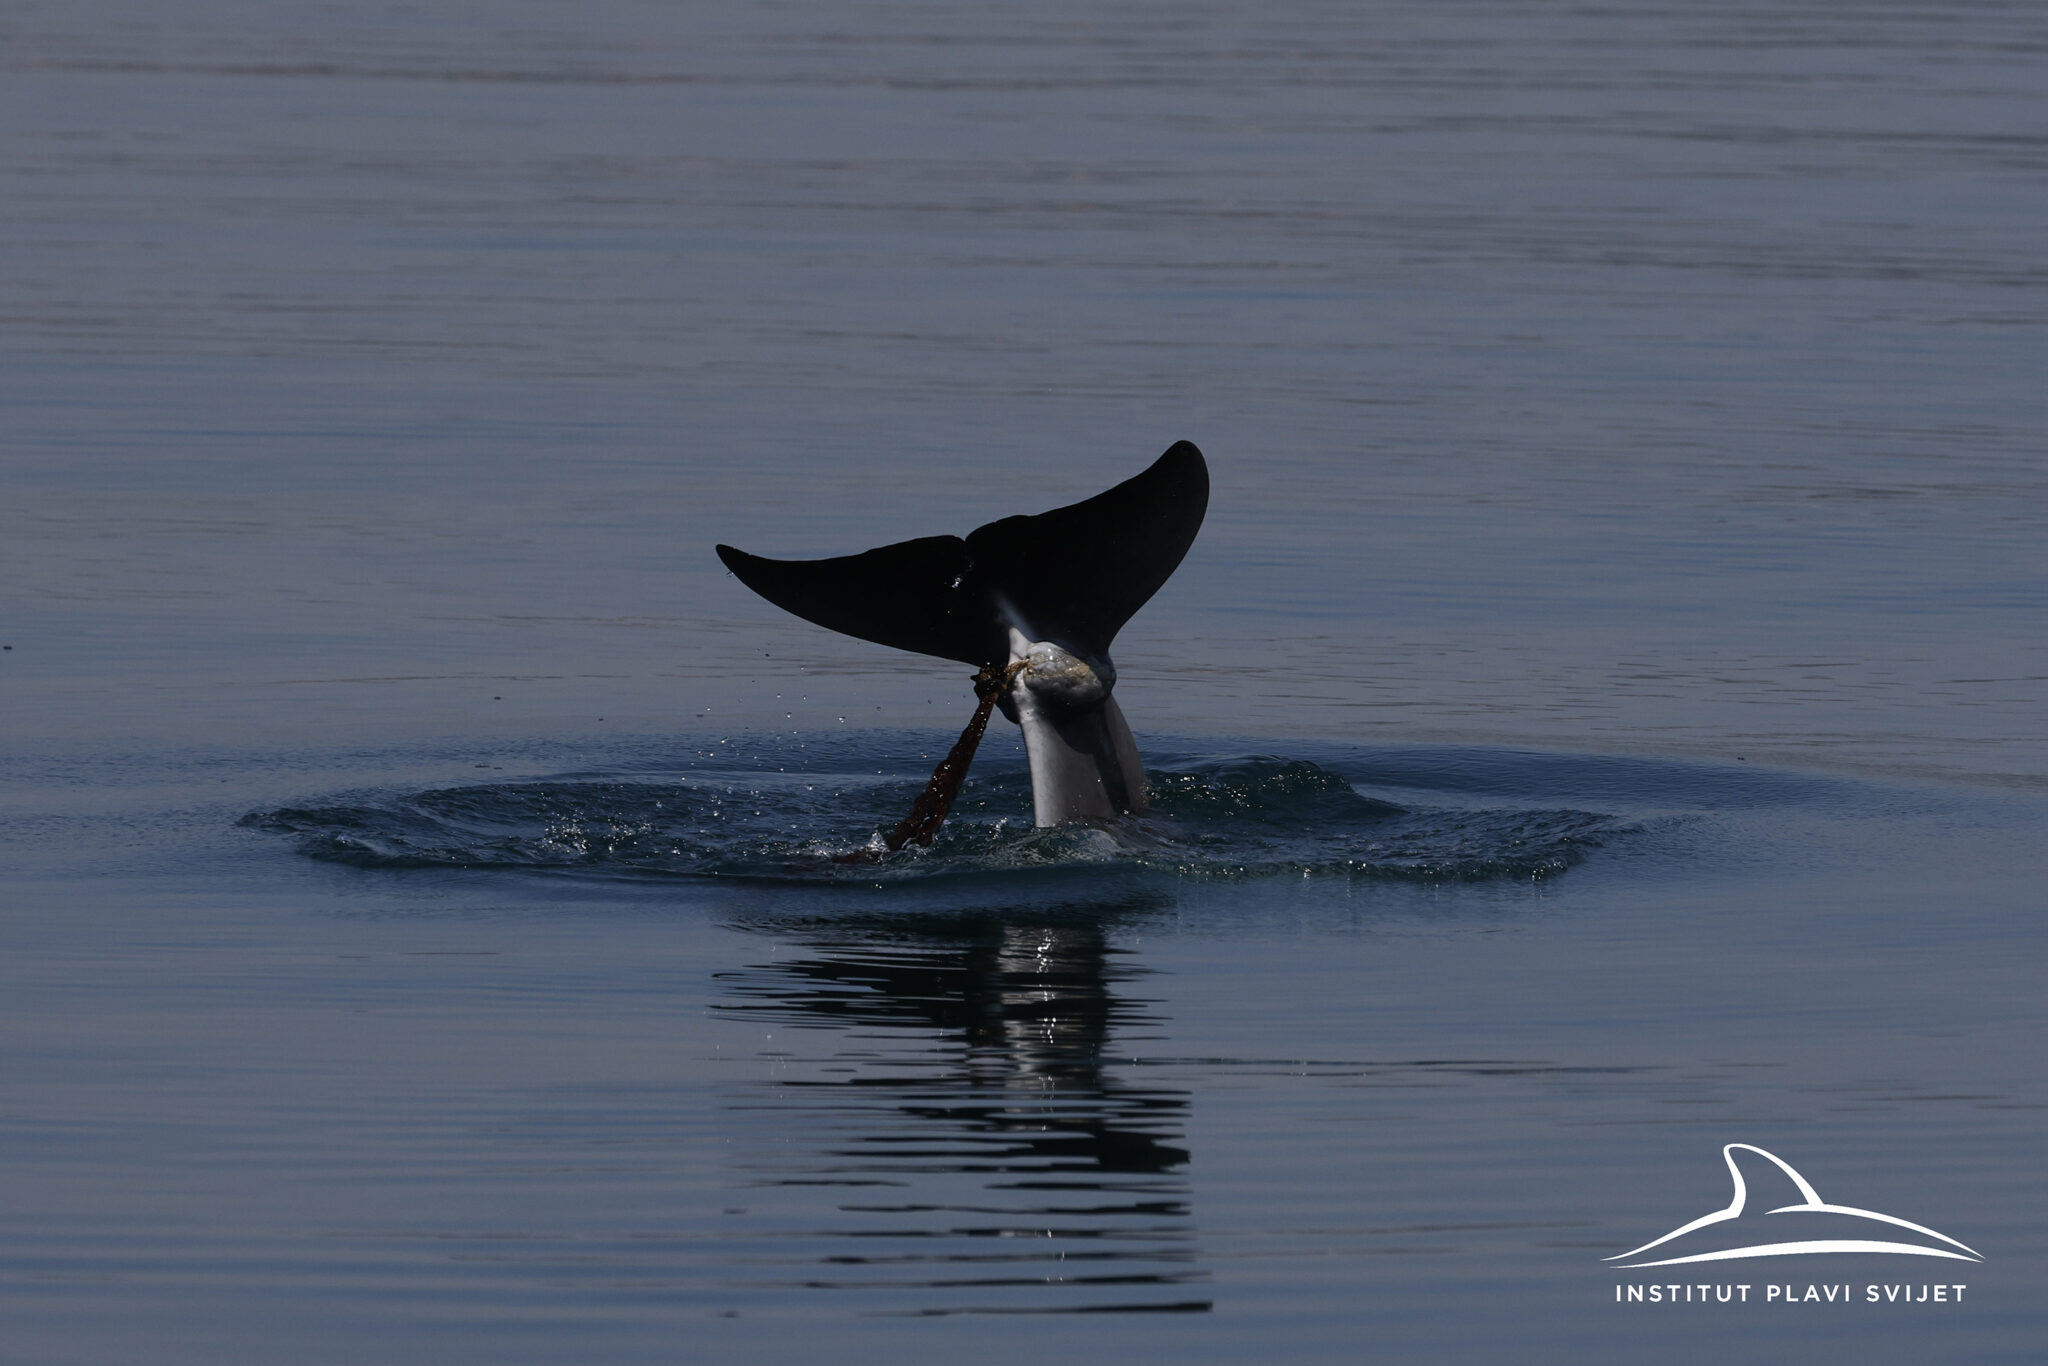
xmin=714 ymin=534 xmax=983 ymax=664
xmin=715 ymin=441 xmax=1209 ymax=667
xmin=964 ymin=440 xmax=1209 ymax=661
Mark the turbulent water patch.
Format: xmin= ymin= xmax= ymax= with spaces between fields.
xmin=240 ymin=754 xmax=1630 ymax=884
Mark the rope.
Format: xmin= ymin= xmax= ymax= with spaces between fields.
xmin=827 ymin=663 xmax=1024 ymax=864
xmin=831 ymin=659 xmax=1028 ymax=864
xmin=881 ymin=658 xmax=1031 ymax=851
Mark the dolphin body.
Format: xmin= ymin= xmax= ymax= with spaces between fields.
xmin=1606 ymin=1144 xmax=1982 ymax=1268
xmin=716 ymin=442 xmax=1209 ymax=828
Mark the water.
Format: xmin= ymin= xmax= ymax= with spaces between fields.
xmin=3 ymin=2 xmax=2045 ymax=1362
xmin=242 ymin=744 xmax=1627 ymax=882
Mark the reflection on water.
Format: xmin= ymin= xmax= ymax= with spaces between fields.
xmin=713 ymin=897 xmax=1208 ymax=1315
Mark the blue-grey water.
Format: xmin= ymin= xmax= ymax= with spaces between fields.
xmin=4 ymin=3 xmax=2045 ymax=1362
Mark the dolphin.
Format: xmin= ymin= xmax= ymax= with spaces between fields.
xmin=1605 ymin=1144 xmax=1982 ymax=1268
xmin=716 ymin=441 xmax=1209 ymax=830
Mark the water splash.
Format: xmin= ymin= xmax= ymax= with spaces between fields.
xmin=241 ymin=753 xmax=1630 ymax=884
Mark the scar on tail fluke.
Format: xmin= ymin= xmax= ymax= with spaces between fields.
xmin=716 ymin=441 xmax=1210 ymax=846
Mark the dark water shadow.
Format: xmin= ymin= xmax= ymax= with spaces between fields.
xmin=711 ymin=891 xmax=1211 ymax=1316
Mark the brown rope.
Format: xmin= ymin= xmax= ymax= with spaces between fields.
xmin=835 ymin=659 xmax=1029 ymax=862
xmin=884 ymin=658 xmax=1031 ymax=849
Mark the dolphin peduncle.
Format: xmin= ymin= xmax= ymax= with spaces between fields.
xmin=719 ymin=442 xmax=1208 ymax=839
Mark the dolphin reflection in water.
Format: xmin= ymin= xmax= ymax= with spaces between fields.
xmin=713 ymin=898 xmax=1209 ymax=1313
xmin=717 ymin=442 xmax=1209 ymax=844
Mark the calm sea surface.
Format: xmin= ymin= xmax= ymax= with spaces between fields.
xmin=4 ymin=3 xmax=2045 ymax=1362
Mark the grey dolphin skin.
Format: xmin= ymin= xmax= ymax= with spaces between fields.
xmin=716 ymin=442 xmax=1209 ymax=830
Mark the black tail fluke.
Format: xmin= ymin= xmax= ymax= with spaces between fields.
xmin=715 ymin=534 xmax=984 ymax=663
xmin=716 ymin=441 xmax=1209 ymax=666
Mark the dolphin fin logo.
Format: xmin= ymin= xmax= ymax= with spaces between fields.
xmin=1606 ymin=1144 xmax=1982 ymax=1268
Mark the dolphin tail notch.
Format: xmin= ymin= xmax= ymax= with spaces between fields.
xmin=714 ymin=441 xmax=1209 ymax=668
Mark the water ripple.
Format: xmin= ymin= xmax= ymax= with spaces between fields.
xmin=241 ymin=753 xmax=1631 ymax=885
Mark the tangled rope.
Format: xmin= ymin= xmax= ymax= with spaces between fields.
xmin=835 ymin=659 xmax=1030 ymax=862
xmin=883 ymin=658 xmax=1031 ymax=850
